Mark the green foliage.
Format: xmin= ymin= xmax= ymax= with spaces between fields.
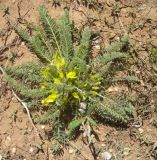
xmin=150 ymin=47 xmax=157 ymax=65
xmin=68 ymin=118 xmax=84 ymax=131
xmin=5 ymin=6 xmax=137 ymax=146
xmin=50 ymin=140 xmax=63 ymax=155
xmin=4 ymin=63 xmax=46 ymax=101
xmin=52 ymin=0 xmax=103 ymax=10
xmin=95 ymin=97 xmax=134 ymax=123
xmin=59 ymin=11 xmax=74 ymax=62
xmin=76 ymin=0 xmax=103 ymax=9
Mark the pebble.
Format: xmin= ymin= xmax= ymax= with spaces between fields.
xmin=78 ymin=108 xmax=86 ymax=114
xmin=5 ymin=136 xmax=11 ymax=147
xmin=29 ymin=147 xmax=34 ymax=153
xmin=140 ymin=80 xmax=145 ymax=86
xmin=69 ymin=149 xmax=74 ymax=154
xmin=106 ymin=86 xmax=119 ymax=92
xmin=79 ymin=102 xmax=87 ymax=110
xmin=100 ymin=151 xmax=112 ymax=160
xmin=135 ymin=70 xmax=140 ymax=74
xmin=83 ymin=132 xmax=87 ymax=138
xmin=138 ymin=128 xmax=144 ymax=134
xmin=123 ymin=147 xmax=130 ymax=156
xmin=41 ymin=125 xmax=45 ymax=129
xmin=101 ymin=144 xmax=106 ymax=147
xmin=0 ymin=155 xmax=2 ymax=160
xmin=11 ymin=147 xmax=17 ymax=154
xmin=6 ymin=136 xmax=11 ymax=141
xmin=95 ymin=45 xmax=101 ymax=50
xmin=21 ymin=42 xmax=25 ymax=46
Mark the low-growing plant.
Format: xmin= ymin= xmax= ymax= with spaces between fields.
xmin=52 ymin=0 xmax=104 ymax=10
xmin=76 ymin=0 xmax=104 ymax=10
xmin=4 ymin=6 xmax=136 ymax=146
xmin=150 ymin=47 xmax=157 ymax=65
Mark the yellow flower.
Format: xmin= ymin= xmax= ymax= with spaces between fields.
xmin=66 ymin=71 xmax=77 ymax=79
xmin=91 ymin=73 xmax=102 ymax=81
xmin=41 ymin=69 xmax=49 ymax=78
xmin=41 ymin=82 xmax=48 ymax=89
xmin=41 ymin=85 xmax=46 ymax=89
xmin=72 ymin=92 xmax=79 ymax=99
xmin=63 ymin=97 xmax=68 ymax=102
xmin=59 ymin=71 xmax=64 ymax=78
xmin=51 ymin=53 xmax=65 ymax=69
xmin=53 ymin=78 xmax=61 ymax=84
xmin=42 ymin=91 xmax=58 ymax=105
xmin=89 ymin=91 xmax=97 ymax=95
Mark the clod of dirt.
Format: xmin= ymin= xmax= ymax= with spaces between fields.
xmin=100 ymin=151 xmax=112 ymax=160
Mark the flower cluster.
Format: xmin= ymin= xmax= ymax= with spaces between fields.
xmin=41 ymin=53 xmax=102 ymax=107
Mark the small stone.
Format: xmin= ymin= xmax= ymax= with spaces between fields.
xmin=116 ymin=36 xmax=120 ymax=41
xmin=109 ymin=149 xmax=113 ymax=153
xmin=6 ymin=136 xmax=11 ymax=141
xmin=5 ymin=136 xmax=11 ymax=147
xmin=29 ymin=147 xmax=34 ymax=153
xmin=21 ymin=42 xmax=25 ymax=46
xmin=138 ymin=128 xmax=144 ymax=134
xmin=100 ymin=151 xmax=112 ymax=160
xmin=78 ymin=108 xmax=86 ymax=114
xmin=95 ymin=45 xmax=101 ymax=50
xmin=83 ymin=132 xmax=87 ymax=138
xmin=135 ymin=70 xmax=140 ymax=74
xmin=11 ymin=147 xmax=17 ymax=154
xmin=0 ymin=155 xmax=2 ymax=160
xmin=69 ymin=149 xmax=74 ymax=154
xmin=123 ymin=147 xmax=130 ymax=156
xmin=90 ymin=134 xmax=96 ymax=143
xmin=79 ymin=102 xmax=87 ymax=110
xmin=140 ymin=80 xmax=145 ymax=86
xmin=101 ymin=144 xmax=106 ymax=147
xmin=41 ymin=125 xmax=45 ymax=129
xmin=106 ymin=86 xmax=119 ymax=92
